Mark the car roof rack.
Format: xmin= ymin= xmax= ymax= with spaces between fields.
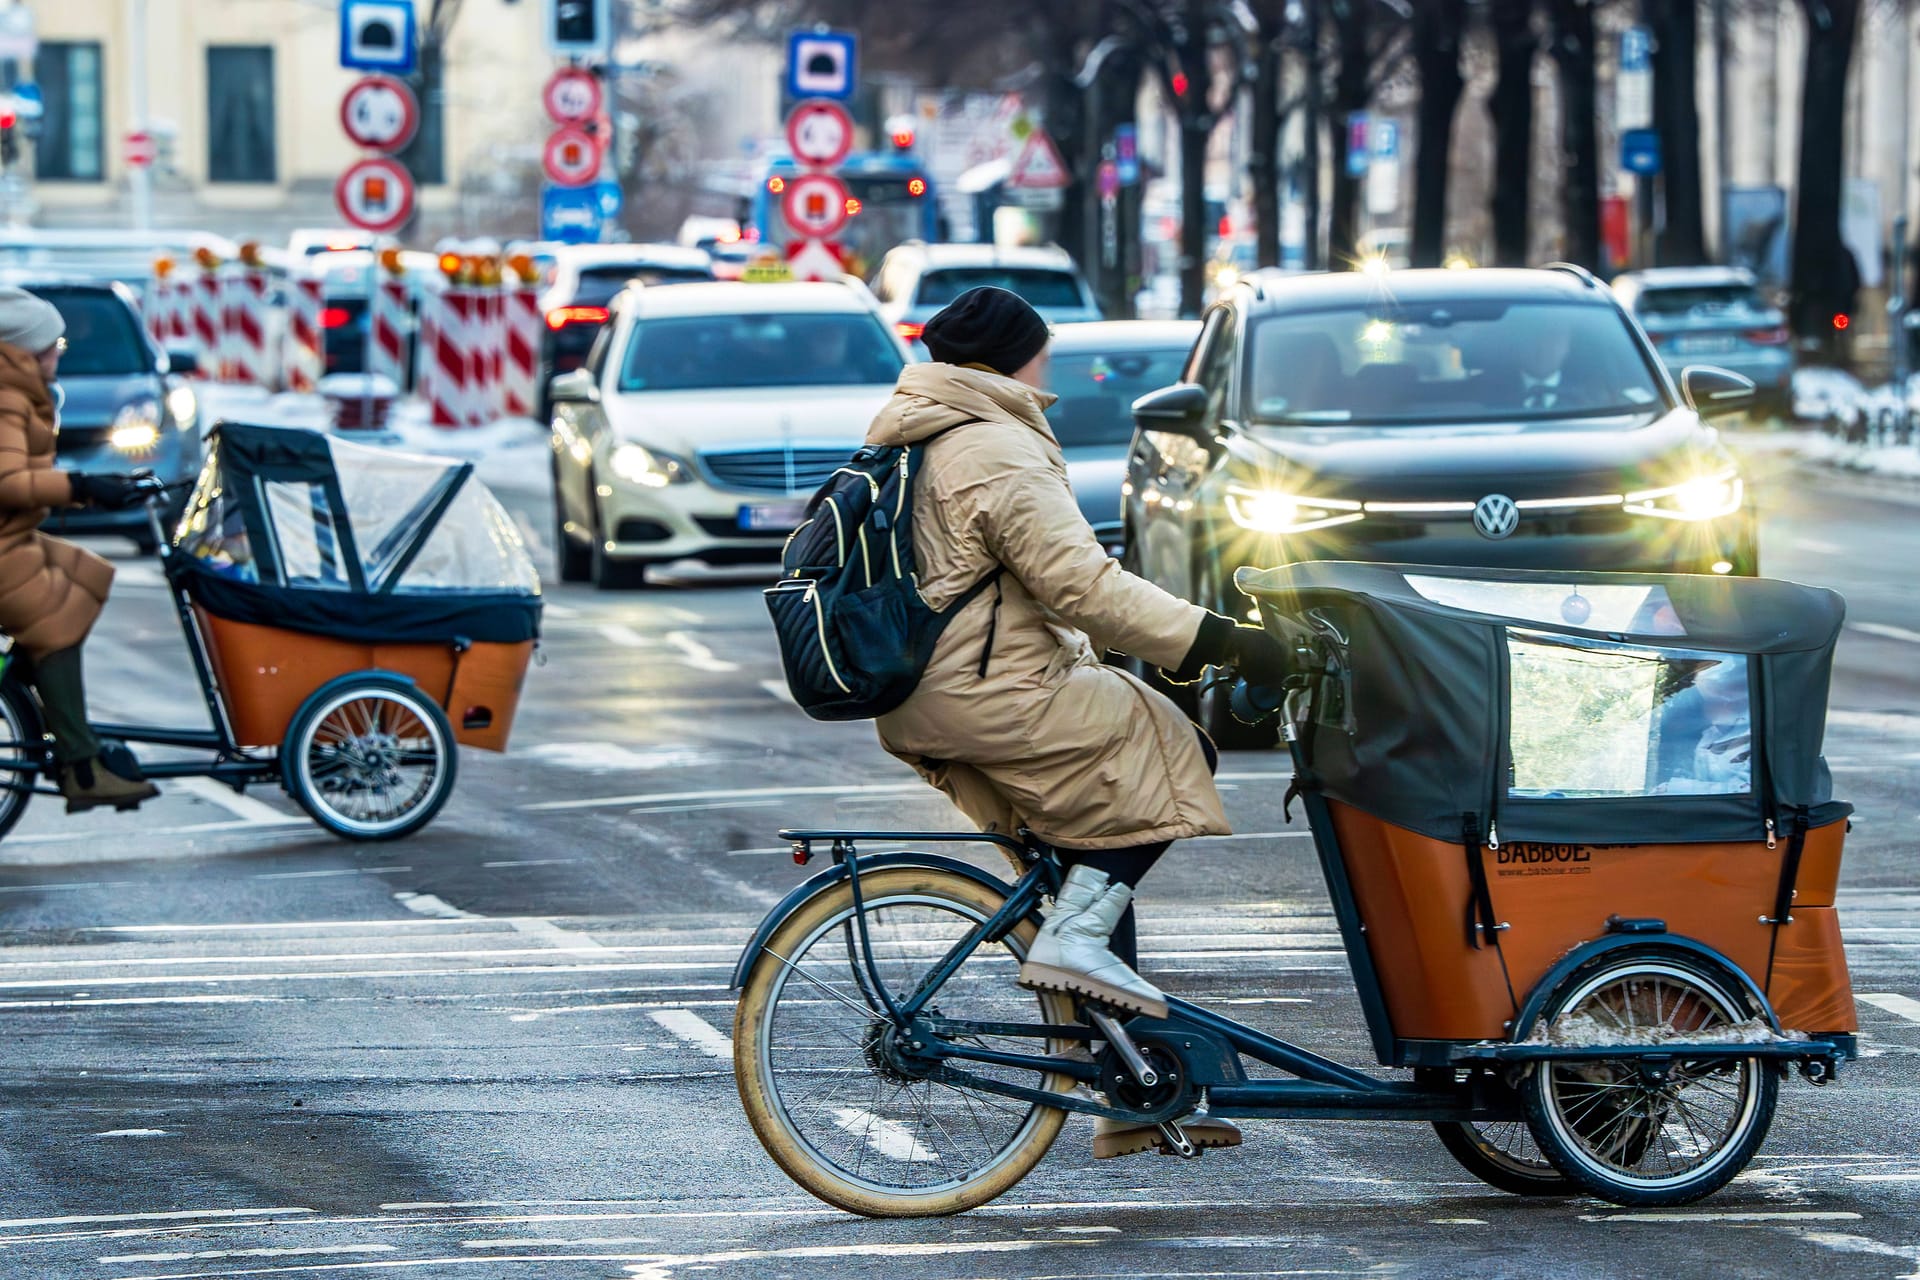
xmin=1542 ymin=261 xmax=1601 ymax=289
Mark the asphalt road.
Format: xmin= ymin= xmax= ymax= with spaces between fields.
xmin=0 ymin=437 xmax=1918 ymax=1279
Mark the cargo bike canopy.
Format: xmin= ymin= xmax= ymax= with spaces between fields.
xmin=172 ymin=424 xmax=542 ymax=646
xmin=1236 ymin=560 xmax=1849 ymax=847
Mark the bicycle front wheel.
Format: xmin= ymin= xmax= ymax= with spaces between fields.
xmin=733 ymin=865 xmax=1076 ymax=1217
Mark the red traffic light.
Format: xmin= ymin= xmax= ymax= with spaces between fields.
xmin=1171 ymin=71 xmax=1190 ymax=97
xmin=1832 ymin=313 xmax=1850 ymax=331
xmin=0 ymin=111 xmax=16 ymax=130
xmin=890 ymin=127 xmax=915 ymax=150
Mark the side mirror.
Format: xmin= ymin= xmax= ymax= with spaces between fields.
xmin=548 ymin=368 xmax=600 ymax=406
xmin=1680 ymin=365 xmax=1756 ymax=419
xmin=165 ymin=347 xmax=200 ymax=378
xmin=1132 ymin=382 xmax=1213 ymax=443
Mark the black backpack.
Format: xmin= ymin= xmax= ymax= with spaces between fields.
xmin=765 ymin=439 xmax=1001 ymax=721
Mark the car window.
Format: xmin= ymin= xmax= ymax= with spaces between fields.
xmin=916 ymin=268 xmax=1085 ymax=309
xmin=1198 ymin=308 xmax=1239 ymax=420
xmin=573 ymin=264 xmax=713 ymax=306
xmin=1246 ymin=300 xmax=1664 ymax=425
xmin=1046 ymin=346 xmax=1191 ymax=448
xmin=38 ymin=289 xmax=151 ymax=376
xmin=1635 ymin=285 xmax=1766 ymax=316
xmin=619 ymin=312 xmax=904 ymax=392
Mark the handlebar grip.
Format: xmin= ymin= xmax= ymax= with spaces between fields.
xmin=1230 ymin=678 xmax=1285 ymax=725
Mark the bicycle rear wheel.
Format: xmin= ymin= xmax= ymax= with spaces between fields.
xmin=733 ymin=865 xmax=1076 ymax=1217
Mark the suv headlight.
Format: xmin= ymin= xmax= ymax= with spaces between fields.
xmin=110 ymin=399 xmax=164 ymax=456
xmin=609 ymin=442 xmax=692 ymax=488
xmin=1624 ymin=469 xmax=1744 ymax=521
xmin=1224 ymin=483 xmax=1363 ymax=534
xmin=165 ymin=380 xmax=198 ymax=433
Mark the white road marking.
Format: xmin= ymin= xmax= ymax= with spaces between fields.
xmin=101 ymin=1246 xmax=397 ymax=1264
xmin=172 ymin=777 xmax=302 ymax=826
xmin=392 ymin=893 xmax=480 ymax=920
xmin=481 ymin=858 xmax=580 ymax=869
xmin=646 ymin=1008 xmax=734 ymax=1060
xmin=541 ymin=602 xmax=581 ymax=620
xmin=1581 ymin=1211 xmax=1863 ymax=1223
xmin=508 ymin=918 xmax=603 ymax=950
xmin=1792 ymin=536 xmax=1845 ymax=555
xmin=4 ymin=821 xmax=318 ymax=847
xmin=0 ymin=1207 xmax=312 ymax=1230
xmin=759 ymin=679 xmax=796 ymax=705
xmin=663 ymin=630 xmax=738 ymax=673
xmin=1857 ymin=992 xmax=1920 ymax=1023
xmin=525 ymin=782 xmax=925 ymax=813
xmin=1848 ymin=620 xmax=1920 ymax=646
xmin=831 ymin=1108 xmax=940 ymax=1162
xmin=107 ymin=564 xmax=167 ymax=589
xmin=596 ymin=623 xmax=655 ymax=648
xmin=252 ymin=867 xmax=412 ymax=881
xmin=92 ymin=1129 xmax=172 ymax=1138
xmin=87 ymin=920 xmax=480 ymax=933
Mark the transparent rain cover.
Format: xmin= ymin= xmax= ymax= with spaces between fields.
xmin=174 ymin=450 xmax=259 ymax=583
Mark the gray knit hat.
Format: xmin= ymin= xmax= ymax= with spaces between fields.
xmin=0 ymin=286 xmax=65 ymax=355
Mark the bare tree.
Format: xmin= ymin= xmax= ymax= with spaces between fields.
xmin=1546 ymin=0 xmax=1600 ymax=269
xmin=1789 ymin=0 xmax=1863 ymax=354
xmin=1648 ymin=0 xmax=1706 ymax=263
xmin=1410 ymin=0 xmax=1467 ymax=267
xmin=1486 ymin=0 xmax=1536 ymax=266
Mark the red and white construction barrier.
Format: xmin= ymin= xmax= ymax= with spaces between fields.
xmin=219 ymin=266 xmax=273 ymax=387
xmin=420 ymin=287 xmax=489 ymax=428
xmin=502 ymin=285 xmax=542 ymax=419
xmin=188 ymin=271 xmax=222 ymax=379
xmin=369 ymin=276 xmax=411 ymax=391
xmin=283 ymin=276 xmax=325 ymax=394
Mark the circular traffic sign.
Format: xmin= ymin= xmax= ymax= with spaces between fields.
xmin=334 ymin=157 xmax=415 ymax=235
xmin=785 ymin=99 xmax=853 ymax=170
xmin=543 ymin=66 xmax=603 ymax=124
xmin=781 ymin=172 xmax=851 ymax=239
xmin=124 ymin=131 xmax=157 ymax=168
xmin=543 ymin=125 xmax=600 ymax=188
xmin=340 ymin=75 xmax=419 ymax=153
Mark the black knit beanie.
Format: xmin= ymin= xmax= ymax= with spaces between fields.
xmin=921 ymin=286 xmax=1050 ymax=376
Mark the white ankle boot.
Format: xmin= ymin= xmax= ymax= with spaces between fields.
xmin=1019 ymin=864 xmax=1169 ymax=1019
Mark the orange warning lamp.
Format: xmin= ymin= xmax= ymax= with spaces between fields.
xmin=193 ymin=246 xmax=221 ymax=271
xmin=907 ymin=177 xmax=927 ymax=197
xmin=891 ymin=126 xmax=915 ymax=150
xmin=438 ymin=251 xmax=463 ymax=280
xmin=152 ymin=255 xmax=175 ymax=279
xmin=238 ymin=241 xmax=265 ymax=268
xmin=845 ymin=197 xmax=862 ymax=216
xmin=378 ymin=247 xmax=406 ymax=276
xmin=767 ymin=176 xmax=785 ymax=194
xmin=475 ymin=255 xmax=501 ymax=286
xmin=506 ymin=252 xmax=537 ymax=285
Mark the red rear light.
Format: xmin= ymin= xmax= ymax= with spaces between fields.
xmin=546 ymin=305 xmax=610 ymax=331
xmin=1742 ymin=326 xmax=1790 ymax=345
xmin=1833 ymin=313 xmax=1850 ymax=331
xmin=895 ymin=321 xmax=925 ymax=341
xmin=319 ymin=306 xmax=350 ymax=329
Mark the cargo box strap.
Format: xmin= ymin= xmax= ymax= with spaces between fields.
xmin=1462 ymin=813 xmax=1501 ymax=951
xmin=1768 ymin=807 xmax=1811 ymax=928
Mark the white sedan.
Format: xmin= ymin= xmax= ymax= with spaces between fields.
xmin=548 ymin=281 xmax=909 ymax=588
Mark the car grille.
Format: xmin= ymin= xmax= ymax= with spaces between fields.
xmin=699 ymin=448 xmax=850 ymax=495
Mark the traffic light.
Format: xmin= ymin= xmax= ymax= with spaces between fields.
xmin=0 ymin=105 xmax=16 ymax=168
xmin=543 ymin=0 xmax=609 ymax=56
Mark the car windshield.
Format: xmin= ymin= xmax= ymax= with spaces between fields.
xmin=1047 ymin=346 xmax=1190 ymax=447
xmin=618 ymin=312 xmax=904 ymax=392
xmin=1247 ymin=300 xmax=1665 ymax=425
xmin=39 ymin=289 xmax=150 ymax=377
xmin=1634 ymin=284 xmax=1767 ymax=316
xmin=917 ymin=268 xmax=1085 ymax=309
xmin=574 ymin=264 xmax=713 ymax=306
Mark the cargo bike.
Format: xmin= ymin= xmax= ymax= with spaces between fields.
xmin=0 ymin=423 xmax=542 ymax=842
xmin=731 ymin=561 xmax=1858 ymax=1215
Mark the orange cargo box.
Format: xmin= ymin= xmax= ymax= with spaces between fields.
xmin=194 ymin=607 xmax=533 ymax=753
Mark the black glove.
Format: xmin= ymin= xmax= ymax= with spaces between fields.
xmin=1225 ymin=623 xmax=1294 ymax=687
xmin=68 ymin=472 xmax=146 ymax=511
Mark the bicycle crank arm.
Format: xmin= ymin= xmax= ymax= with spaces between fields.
xmin=1088 ymin=1009 xmax=1157 ymax=1088
xmin=1157 ymin=1121 xmax=1198 ymax=1158
xmin=927 ymin=1064 xmax=1186 ymax=1125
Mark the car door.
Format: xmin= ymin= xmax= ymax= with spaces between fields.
xmin=1134 ymin=304 xmax=1236 ymax=603
xmin=553 ymin=311 xmax=621 ymax=536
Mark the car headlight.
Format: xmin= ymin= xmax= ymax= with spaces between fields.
xmin=165 ymin=381 xmax=198 ymax=433
xmin=1224 ymin=483 xmax=1364 ymax=534
xmin=109 ymin=399 xmax=164 ymax=456
xmin=1624 ymin=470 xmax=1744 ymax=521
xmin=609 ymin=442 xmax=691 ymax=488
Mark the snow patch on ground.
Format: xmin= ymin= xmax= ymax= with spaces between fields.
xmin=1521 ymin=1013 xmax=1808 ymax=1048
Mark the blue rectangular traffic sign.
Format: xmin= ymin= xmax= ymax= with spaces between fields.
xmin=1620 ymin=127 xmax=1662 ymax=176
xmin=1370 ymin=119 xmax=1399 ymax=162
xmin=542 ymin=184 xmax=605 ymax=244
xmin=1113 ymin=123 xmax=1139 ymax=185
xmin=339 ymin=0 xmax=416 ymax=74
xmin=1620 ymin=27 xmax=1651 ymax=74
xmin=786 ymin=29 xmax=857 ymax=101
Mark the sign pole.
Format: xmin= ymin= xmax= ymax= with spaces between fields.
xmin=125 ymin=0 xmax=151 ymax=230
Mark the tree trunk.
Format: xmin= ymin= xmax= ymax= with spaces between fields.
xmin=1650 ymin=0 xmax=1706 ymax=263
xmin=1488 ymin=0 xmax=1535 ymax=267
xmin=1410 ymin=0 xmax=1466 ymax=267
xmin=1301 ymin=0 xmax=1324 ymax=269
xmin=1251 ymin=17 xmax=1285 ymax=269
xmin=1326 ymin=0 xmax=1370 ymax=269
xmin=1177 ymin=0 xmax=1214 ymax=317
xmin=1790 ymin=0 xmax=1861 ymax=355
xmin=1094 ymin=51 xmax=1145 ymax=319
xmin=1549 ymin=0 xmax=1600 ymax=269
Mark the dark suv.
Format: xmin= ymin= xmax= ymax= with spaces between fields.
xmin=31 ymin=279 xmax=198 ymax=551
xmin=1123 ymin=266 xmax=1758 ymax=746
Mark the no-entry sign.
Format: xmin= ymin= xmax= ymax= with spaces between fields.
xmin=785 ymin=99 xmax=853 ymax=170
xmin=340 ymin=75 xmax=419 ymax=153
xmin=781 ymin=172 xmax=850 ymax=239
xmin=543 ymin=66 xmax=603 ymax=124
xmin=335 ymin=156 xmax=415 ymax=234
xmin=543 ymin=125 xmax=600 ymax=188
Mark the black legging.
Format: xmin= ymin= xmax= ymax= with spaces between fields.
xmin=1057 ymin=729 xmax=1219 ymax=970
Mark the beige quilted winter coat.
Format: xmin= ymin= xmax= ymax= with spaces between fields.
xmin=868 ymin=363 xmax=1231 ymax=850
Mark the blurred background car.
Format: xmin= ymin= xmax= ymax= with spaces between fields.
xmin=1611 ymin=266 xmax=1794 ymax=421
xmin=29 ymin=279 xmax=199 ymax=553
xmin=1045 ymin=320 xmax=1201 ymax=555
xmin=871 ymin=242 xmax=1102 ymax=351
xmin=547 ymin=280 xmax=907 ymax=588
xmin=538 ymin=243 xmax=717 ymax=420
xmin=286 ymin=229 xmax=378 ymax=259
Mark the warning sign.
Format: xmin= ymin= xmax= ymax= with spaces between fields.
xmin=1008 ymin=128 xmax=1070 ymax=189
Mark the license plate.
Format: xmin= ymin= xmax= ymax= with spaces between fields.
xmin=738 ymin=501 xmax=808 ymax=532
xmin=1672 ymin=335 xmax=1735 ymax=355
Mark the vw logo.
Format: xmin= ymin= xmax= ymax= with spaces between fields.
xmin=1473 ymin=493 xmax=1520 ymax=540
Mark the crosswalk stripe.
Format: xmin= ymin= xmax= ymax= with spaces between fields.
xmin=1857 ymin=992 xmax=1920 ymax=1024
xmin=647 ymin=1008 xmax=734 ymax=1060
